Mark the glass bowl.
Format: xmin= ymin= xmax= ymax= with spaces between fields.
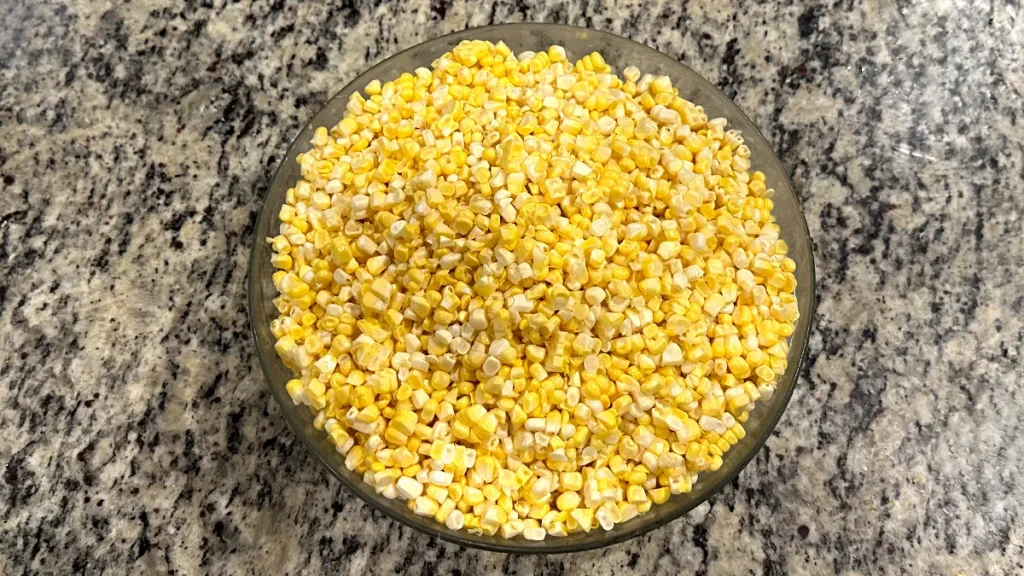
xmin=248 ymin=22 xmax=816 ymax=553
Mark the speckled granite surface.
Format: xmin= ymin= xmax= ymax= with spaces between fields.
xmin=2 ymin=0 xmax=1023 ymax=574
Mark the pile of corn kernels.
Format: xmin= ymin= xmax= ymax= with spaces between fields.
xmin=268 ymin=40 xmax=799 ymax=540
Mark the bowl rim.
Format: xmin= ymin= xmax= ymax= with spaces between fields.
xmin=247 ymin=21 xmax=817 ymax=554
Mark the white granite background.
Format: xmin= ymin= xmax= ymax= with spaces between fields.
xmin=1 ymin=0 xmax=1023 ymax=574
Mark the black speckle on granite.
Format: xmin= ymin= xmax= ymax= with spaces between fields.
xmin=797 ymin=6 xmax=819 ymax=39
xmin=692 ymin=522 xmax=709 ymax=576
xmin=1 ymin=0 xmax=1023 ymax=575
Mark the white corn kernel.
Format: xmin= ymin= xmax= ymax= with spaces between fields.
xmin=396 ymin=477 xmax=424 ymax=500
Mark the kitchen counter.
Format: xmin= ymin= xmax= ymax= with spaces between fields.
xmin=2 ymin=1 xmax=1022 ymax=574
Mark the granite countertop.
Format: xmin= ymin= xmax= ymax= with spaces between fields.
xmin=2 ymin=1 xmax=1023 ymax=574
